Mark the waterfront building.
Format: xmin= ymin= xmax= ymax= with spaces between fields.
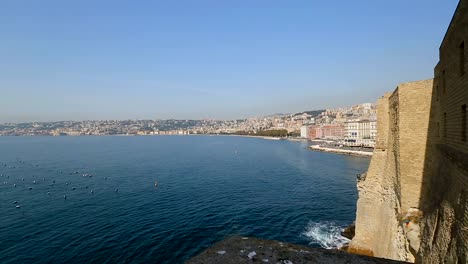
xmin=343 ymin=119 xmax=377 ymax=147
xmin=300 ymin=126 xmax=309 ymax=138
xmin=308 ymin=125 xmax=318 ymax=139
xmin=315 ymin=124 xmax=345 ymax=139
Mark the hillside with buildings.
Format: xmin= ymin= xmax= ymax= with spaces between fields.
xmin=0 ymin=104 xmax=377 ymax=145
xmin=300 ymin=103 xmax=377 ymax=148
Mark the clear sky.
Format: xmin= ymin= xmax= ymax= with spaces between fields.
xmin=0 ymin=0 xmax=459 ymax=122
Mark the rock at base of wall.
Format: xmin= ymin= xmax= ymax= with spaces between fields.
xmin=341 ymin=222 xmax=356 ymax=240
xmin=186 ymin=236 xmax=409 ymax=264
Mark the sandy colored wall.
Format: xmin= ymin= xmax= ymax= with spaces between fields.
xmin=349 ymin=80 xmax=433 ymax=263
xmin=397 ymin=80 xmax=434 ymax=211
xmin=418 ymin=1 xmax=468 ymax=262
xmin=350 ymin=1 xmax=467 ymax=263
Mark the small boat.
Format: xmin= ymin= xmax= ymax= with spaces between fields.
xmin=154 ymin=181 xmax=158 ymax=187
xmin=16 ymin=205 xmax=20 ymax=208
xmin=13 ymin=201 xmax=17 ymax=204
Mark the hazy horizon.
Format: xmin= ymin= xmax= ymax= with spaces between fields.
xmin=1 ymin=0 xmax=458 ymax=123
xmin=0 ymin=107 xmax=329 ymax=124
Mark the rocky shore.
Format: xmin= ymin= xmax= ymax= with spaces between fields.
xmin=186 ymin=236 xmax=408 ymax=264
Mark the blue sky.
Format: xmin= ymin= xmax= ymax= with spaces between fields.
xmin=0 ymin=0 xmax=459 ymax=122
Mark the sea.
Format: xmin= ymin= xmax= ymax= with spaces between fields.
xmin=0 ymin=135 xmax=370 ymax=264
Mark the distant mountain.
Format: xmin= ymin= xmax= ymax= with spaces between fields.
xmin=263 ymin=113 xmax=287 ymax=118
xmin=263 ymin=110 xmax=325 ymax=118
xmin=293 ymin=110 xmax=325 ymax=116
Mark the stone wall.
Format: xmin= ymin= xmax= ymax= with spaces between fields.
xmin=350 ymin=1 xmax=467 ymax=263
xmin=349 ymin=81 xmax=433 ymax=262
xmin=418 ymin=0 xmax=468 ymax=262
xmin=396 ymin=80 xmax=434 ymax=211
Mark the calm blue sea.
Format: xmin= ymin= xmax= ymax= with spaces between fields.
xmin=0 ymin=136 xmax=369 ymax=264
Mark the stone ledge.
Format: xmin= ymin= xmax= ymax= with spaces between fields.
xmin=186 ymin=236 xmax=409 ymax=264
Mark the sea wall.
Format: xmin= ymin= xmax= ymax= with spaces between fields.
xmin=350 ymin=1 xmax=468 ymax=262
xmin=349 ymin=80 xmax=434 ymax=262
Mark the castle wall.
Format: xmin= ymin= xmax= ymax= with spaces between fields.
xmin=418 ymin=1 xmax=468 ymax=262
xmin=397 ymin=80 xmax=433 ymax=211
xmin=349 ymin=81 xmax=433 ymax=262
xmin=351 ymin=1 xmax=467 ymax=262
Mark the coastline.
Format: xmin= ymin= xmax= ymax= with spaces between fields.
xmin=309 ymin=145 xmax=373 ymax=157
xmin=225 ymin=134 xmax=283 ymax=140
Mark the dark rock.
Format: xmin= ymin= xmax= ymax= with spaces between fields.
xmin=186 ymin=236 xmax=409 ymax=264
xmin=341 ymin=222 xmax=356 ymax=240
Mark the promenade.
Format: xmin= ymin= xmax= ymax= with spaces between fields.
xmin=309 ymin=145 xmax=373 ymax=157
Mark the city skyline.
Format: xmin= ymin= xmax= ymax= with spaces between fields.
xmin=0 ymin=103 xmax=376 ymax=137
xmin=0 ymin=101 xmax=367 ymax=124
xmin=1 ymin=0 xmax=458 ymax=123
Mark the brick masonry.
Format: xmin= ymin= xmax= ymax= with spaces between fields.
xmin=351 ymin=0 xmax=467 ymax=262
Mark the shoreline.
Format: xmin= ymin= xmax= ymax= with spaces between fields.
xmin=223 ymin=134 xmax=283 ymax=140
xmin=309 ymin=145 xmax=373 ymax=157
xmin=0 ymin=134 xmax=285 ymax=140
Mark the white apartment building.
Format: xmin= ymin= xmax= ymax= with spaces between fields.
xmin=343 ymin=119 xmax=377 ymax=147
xmin=300 ymin=126 xmax=309 ymax=138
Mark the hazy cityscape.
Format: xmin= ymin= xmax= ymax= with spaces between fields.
xmin=0 ymin=103 xmax=377 ymax=148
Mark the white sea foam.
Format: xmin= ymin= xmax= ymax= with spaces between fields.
xmin=302 ymin=221 xmax=350 ymax=249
